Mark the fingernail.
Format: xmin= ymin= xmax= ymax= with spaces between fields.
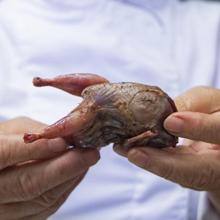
xmin=128 ymin=149 xmax=148 ymax=168
xmin=48 ymin=138 xmax=68 ymax=153
xmin=164 ymin=116 xmax=184 ymax=133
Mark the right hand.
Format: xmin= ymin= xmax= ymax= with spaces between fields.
xmin=0 ymin=117 xmax=100 ymax=220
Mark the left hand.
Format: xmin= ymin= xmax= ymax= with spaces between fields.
xmin=114 ymin=86 xmax=220 ymax=213
xmin=0 ymin=117 xmax=100 ymax=220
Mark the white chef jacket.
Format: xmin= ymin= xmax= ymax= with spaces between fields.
xmin=0 ymin=0 xmax=220 ymax=219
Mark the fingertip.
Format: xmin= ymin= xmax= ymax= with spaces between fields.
xmin=164 ymin=114 xmax=184 ymax=134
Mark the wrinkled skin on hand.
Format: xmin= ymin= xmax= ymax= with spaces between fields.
xmin=24 ymin=74 xmax=178 ymax=148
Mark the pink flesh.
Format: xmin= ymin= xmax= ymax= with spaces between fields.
xmin=24 ymin=73 xmax=107 ymax=143
xmin=24 ymin=104 xmax=95 ymax=143
xmin=33 ymin=73 xmax=109 ymax=96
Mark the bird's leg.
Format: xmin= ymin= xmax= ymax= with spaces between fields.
xmin=119 ymin=130 xmax=158 ymax=148
xmin=24 ymin=73 xmax=107 ymax=144
xmin=24 ymin=101 xmax=96 ymax=144
xmin=33 ymin=73 xmax=109 ymax=96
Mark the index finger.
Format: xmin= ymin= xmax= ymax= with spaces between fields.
xmin=0 ymin=134 xmax=67 ymax=170
xmin=0 ymin=148 xmax=100 ymax=203
xmin=175 ymin=86 xmax=220 ymax=113
xmin=0 ymin=117 xmax=46 ymax=135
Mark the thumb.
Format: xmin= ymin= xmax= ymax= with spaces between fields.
xmin=164 ymin=111 xmax=220 ymax=144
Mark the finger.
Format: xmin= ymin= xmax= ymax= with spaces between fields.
xmin=174 ymin=86 xmax=220 ymax=113
xmin=113 ymin=144 xmax=128 ymax=157
xmin=114 ymin=143 xmax=195 ymax=157
xmin=164 ymin=111 xmax=220 ymax=144
xmin=19 ymin=175 xmax=85 ymax=220
xmin=161 ymin=145 xmax=196 ymax=154
xmin=0 ymin=174 xmax=85 ymax=220
xmin=0 ymin=117 xmax=46 ymax=135
xmin=0 ymin=134 xmax=67 ymax=170
xmin=18 ymin=185 xmax=73 ymax=220
xmin=127 ymin=147 xmax=220 ymax=191
xmin=0 ymin=148 xmax=100 ymax=203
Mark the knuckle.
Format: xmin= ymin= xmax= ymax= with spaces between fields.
xmin=18 ymin=171 xmax=42 ymax=200
xmin=37 ymin=192 xmax=57 ymax=208
xmin=193 ymin=118 xmax=206 ymax=137
xmin=56 ymin=160 xmax=69 ymax=177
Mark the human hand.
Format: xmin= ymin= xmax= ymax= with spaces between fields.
xmin=0 ymin=117 xmax=100 ymax=220
xmin=114 ymin=86 xmax=220 ymax=213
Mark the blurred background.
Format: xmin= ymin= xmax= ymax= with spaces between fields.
xmin=0 ymin=1 xmax=220 ymax=219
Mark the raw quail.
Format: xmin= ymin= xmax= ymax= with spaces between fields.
xmin=24 ymin=73 xmax=178 ymax=148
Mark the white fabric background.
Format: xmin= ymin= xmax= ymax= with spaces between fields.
xmin=0 ymin=0 xmax=220 ymax=219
